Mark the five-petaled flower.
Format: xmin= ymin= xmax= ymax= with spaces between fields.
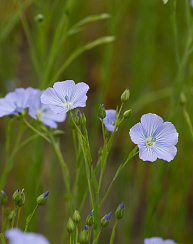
xmin=129 ymin=113 xmax=178 ymax=162
xmin=41 ymin=80 xmax=89 ymax=114
xmin=102 ymin=109 xmax=118 ymax=132
xmin=28 ymin=90 xmax=66 ymax=128
xmin=5 ymin=228 xmax=50 ymax=244
xmin=144 ymin=237 xmax=178 ymax=244
xmin=0 ymin=87 xmax=38 ymax=117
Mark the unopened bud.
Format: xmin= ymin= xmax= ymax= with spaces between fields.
xmin=123 ymin=109 xmax=132 ymax=119
xmin=73 ymin=208 xmax=81 ymax=223
xmin=121 ymin=88 xmax=130 ymax=103
xmin=101 ymin=212 xmax=111 ymax=227
xmin=115 ymin=201 xmax=125 ymax=219
xmin=67 ymin=217 xmax=75 ymax=233
xmin=36 ymin=191 xmax=49 ymax=206
xmin=86 ymin=210 xmax=94 ymax=226
xmin=79 ymin=227 xmax=89 ymax=243
xmin=13 ymin=189 xmax=25 ymax=206
xmin=98 ymin=104 xmax=106 ymax=120
xmin=0 ymin=190 xmax=8 ymax=205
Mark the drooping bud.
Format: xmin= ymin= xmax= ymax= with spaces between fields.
xmin=115 ymin=201 xmax=125 ymax=219
xmin=36 ymin=191 xmax=49 ymax=206
xmin=101 ymin=212 xmax=111 ymax=227
xmin=98 ymin=104 xmax=106 ymax=120
xmin=123 ymin=109 xmax=132 ymax=119
xmin=79 ymin=226 xmax=89 ymax=243
xmin=73 ymin=208 xmax=81 ymax=223
xmin=0 ymin=190 xmax=8 ymax=205
xmin=121 ymin=87 xmax=130 ymax=103
xmin=86 ymin=210 xmax=94 ymax=226
xmin=67 ymin=217 xmax=75 ymax=233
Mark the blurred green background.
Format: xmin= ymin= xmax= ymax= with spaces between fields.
xmin=0 ymin=0 xmax=193 ymax=243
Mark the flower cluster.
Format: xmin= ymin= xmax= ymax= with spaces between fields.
xmin=0 ymin=80 xmax=89 ymax=129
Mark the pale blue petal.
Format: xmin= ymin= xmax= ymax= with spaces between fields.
xmin=103 ymin=109 xmax=117 ymax=132
xmin=141 ymin=113 xmax=163 ymax=138
xmin=49 ymin=104 xmax=69 ymax=114
xmin=154 ymin=122 xmax=178 ymax=146
xmin=53 ymin=80 xmax=75 ymax=101
xmin=139 ymin=145 xmax=158 ymax=162
xmin=29 ymin=90 xmax=66 ymax=127
xmin=0 ymin=98 xmax=15 ymax=117
xmin=129 ymin=122 xmax=146 ymax=146
xmin=41 ymin=118 xmax=58 ymax=129
xmin=41 ymin=88 xmax=64 ymax=106
xmin=71 ymin=82 xmax=89 ymax=107
xmin=5 ymin=228 xmax=50 ymax=244
xmin=164 ymin=240 xmax=178 ymax=244
xmin=154 ymin=144 xmax=177 ymax=162
xmin=144 ymin=237 xmax=164 ymax=244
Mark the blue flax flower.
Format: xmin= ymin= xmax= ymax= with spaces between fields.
xmin=191 ymin=0 xmax=193 ymax=8
xmin=41 ymin=80 xmax=89 ymax=114
xmin=5 ymin=228 xmax=50 ymax=244
xmin=28 ymin=90 xmax=66 ymax=128
xmin=103 ymin=109 xmax=118 ymax=132
xmin=0 ymin=87 xmax=38 ymax=117
xmin=129 ymin=113 xmax=178 ymax=162
xmin=144 ymin=237 xmax=178 ymax=244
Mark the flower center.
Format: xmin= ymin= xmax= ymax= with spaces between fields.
xmin=146 ymin=137 xmax=156 ymax=147
xmin=36 ymin=109 xmax=43 ymax=119
xmin=63 ymin=95 xmax=73 ymax=108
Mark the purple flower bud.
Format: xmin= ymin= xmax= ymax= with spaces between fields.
xmin=77 ymin=111 xmax=81 ymax=118
xmin=120 ymin=202 xmax=124 ymax=210
xmin=44 ymin=191 xmax=49 ymax=198
xmin=127 ymin=87 xmax=129 ymax=90
xmin=106 ymin=212 xmax=111 ymax=221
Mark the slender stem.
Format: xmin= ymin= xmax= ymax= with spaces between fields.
xmin=99 ymin=148 xmax=139 ymax=208
xmin=1 ymin=206 xmax=4 ymax=232
xmin=183 ymin=106 xmax=193 ymax=140
xmin=109 ymin=219 xmax=118 ymax=244
xmin=92 ymin=228 xmax=102 ymax=244
xmin=72 ymin=129 xmax=78 ymax=157
xmin=24 ymin=204 xmax=39 ymax=232
xmin=70 ymin=234 xmax=71 ymax=244
xmin=101 ymin=120 xmax=106 ymax=144
xmin=11 ymin=205 xmax=17 ymax=228
xmin=70 ymin=113 xmax=86 ymax=143
xmin=79 ymin=136 xmax=94 ymax=209
xmin=16 ymin=207 xmax=21 ymax=228
xmin=0 ymin=233 xmax=5 ymax=244
xmin=75 ymin=225 xmax=78 ymax=244
xmin=47 ymin=131 xmax=73 ymax=213
xmin=23 ymin=118 xmax=50 ymax=142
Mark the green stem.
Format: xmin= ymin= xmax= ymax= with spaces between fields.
xmin=92 ymin=228 xmax=102 ymax=244
xmin=47 ymin=131 xmax=73 ymax=213
xmin=23 ymin=118 xmax=50 ymax=142
xmin=99 ymin=147 xmax=138 ymax=208
xmin=75 ymin=225 xmax=78 ymax=244
xmin=1 ymin=206 xmax=4 ymax=232
xmin=79 ymin=136 xmax=94 ymax=209
xmin=24 ymin=204 xmax=39 ymax=232
xmin=183 ymin=106 xmax=193 ymax=140
xmin=109 ymin=219 xmax=118 ymax=244
xmin=0 ymin=233 xmax=5 ymax=244
xmin=11 ymin=205 xmax=17 ymax=228
xmin=16 ymin=207 xmax=21 ymax=228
